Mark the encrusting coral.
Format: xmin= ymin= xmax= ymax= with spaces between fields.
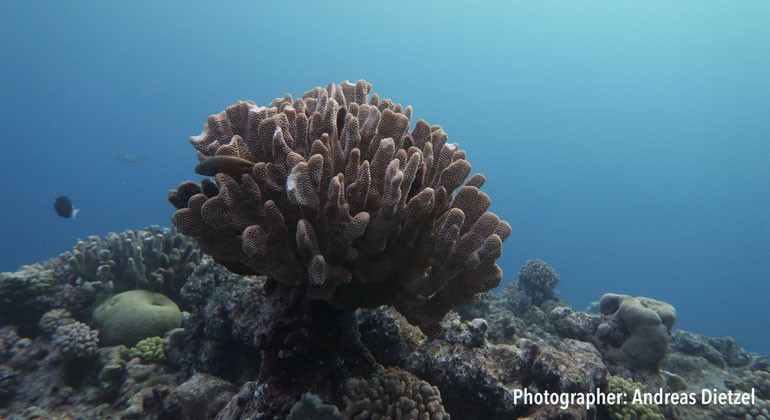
xmin=169 ymin=80 xmax=511 ymax=336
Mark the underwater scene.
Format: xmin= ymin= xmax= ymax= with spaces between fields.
xmin=1 ymin=1 xmax=768 ymax=419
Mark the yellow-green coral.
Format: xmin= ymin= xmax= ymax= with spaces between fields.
xmin=127 ymin=336 xmax=165 ymax=364
xmin=606 ymin=376 xmax=664 ymax=420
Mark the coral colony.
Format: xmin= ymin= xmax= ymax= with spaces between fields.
xmin=0 ymin=81 xmax=767 ymax=419
xmin=169 ymin=79 xmax=511 ymax=337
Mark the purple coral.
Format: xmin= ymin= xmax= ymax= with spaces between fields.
xmin=51 ymin=321 xmax=99 ymax=360
xmin=169 ymin=80 xmax=511 ymax=336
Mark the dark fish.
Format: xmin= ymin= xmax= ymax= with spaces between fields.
xmin=116 ymin=153 xmax=146 ymax=164
xmin=54 ymin=196 xmax=79 ymax=218
xmin=195 ymin=156 xmax=256 ymax=177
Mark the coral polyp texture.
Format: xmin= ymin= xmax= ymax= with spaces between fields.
xmin=169 ymin=80 xmax=511 ymax=336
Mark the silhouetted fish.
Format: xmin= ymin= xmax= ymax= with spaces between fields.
xmin=195 ymin=156 xmax=255 ymax=177
xmin=116 ymin=153 xmax=146 ymax=164
xmin=54 ymin=196 xmax=79 ymax=219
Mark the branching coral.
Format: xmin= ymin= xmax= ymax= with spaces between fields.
xmin=63 ymin=226 xmax=200 ymax=301
xmin=517 ymin=259 xmax=560 ymax=306
xmin=342 ymin=367 xmax=449 ymax=419
xmin=38 ymin=309 xmax=75 ymax=334
xmin=128 ymin=336 xmax=166 ymax=364
xmin=50 ymin=321 xmax=99 ymax=360
xmin=169 ymin=80 xmax=511 ymax=336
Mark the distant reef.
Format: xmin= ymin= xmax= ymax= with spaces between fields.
xmin=0 ymin=226 xmax=766 ymax=419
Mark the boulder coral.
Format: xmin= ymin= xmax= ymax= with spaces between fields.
xmin=93 ymin=290 xmax=181 ymax=347
xmin=169 ymin=80 xmax=511 ymax=336
xmin=598 ymin=293 xmax=676 ymax=370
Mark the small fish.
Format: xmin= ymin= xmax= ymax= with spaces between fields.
xmin=54 ymin=196 xmax=79 ymax=219
xmin=195 ymin=156 xmax=255 ymax=177
xmin=116 ymin=153 xmax=146 ymax=164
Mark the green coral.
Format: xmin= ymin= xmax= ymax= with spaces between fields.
xmin=127 ymin=336 xmax=165 ymax=364
xmin=606 ymin=376 xmax=664 ymax=420
xmin=93 ymin=290 xmax=181 ymax=346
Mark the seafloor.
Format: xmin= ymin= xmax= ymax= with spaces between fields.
xmin=0 ymin=226 xmax=766 ymax=420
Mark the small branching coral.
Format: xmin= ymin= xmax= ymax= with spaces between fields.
xmin=128 ymin=336 xmax=166 ymax=364
xmin=50 ymin=321 xmax=99 ymax=360
xmin=517 ymin=259 xmax=560 ymax=306
xmin=169 ymin=80 xmax=511 ymax=336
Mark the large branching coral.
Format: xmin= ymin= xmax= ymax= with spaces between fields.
xmin=169 ymin=80 xmax=511 ymax=336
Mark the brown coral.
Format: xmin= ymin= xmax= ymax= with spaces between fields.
xmin=342 ymin=367 xmax=449 ymax=420
xmin=169 ymin=80 xmax=511 ymax=336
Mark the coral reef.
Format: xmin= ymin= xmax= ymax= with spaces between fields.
xmin=169 ymin=80 xmax=511 ymax=336
xmin=670 ymin=329 xmax=750 ymax=369
xmin=356 ymin=306 xmax=607 ymax=419
xmin=0 ymin=79 xmax=766 ymax=419
xmin=63 ymin=226 xmax=200 ymax=300
xmin=0 ymin=228 xmax=767 ymax=419
xmin=713 ymin=395 xmax=770 ymax=420
xmin=0 ymin=226 xmax=200 ymax=335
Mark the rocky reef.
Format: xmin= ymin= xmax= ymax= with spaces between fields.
xmin=0 ymin=232 xmax=767 ymax=419
xmin=0 ymin=82 xmax=767 ymax=419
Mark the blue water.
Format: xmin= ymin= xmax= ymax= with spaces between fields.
xmin=1 ymin=2 xmax=768 ymax=354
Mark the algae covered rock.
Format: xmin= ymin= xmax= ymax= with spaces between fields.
xmin=93 ymin=290 xmax=181 ymax=346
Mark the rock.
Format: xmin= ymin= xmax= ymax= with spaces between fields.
xmin=287 ymin=393 xmax=342 ymax=420
xmin=175 ymin=373 xmax=236 ymax=420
